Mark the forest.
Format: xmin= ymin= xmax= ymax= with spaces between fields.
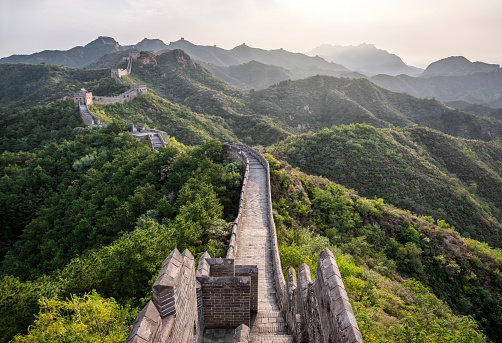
xmin=0 ymin=49 xmax=501 ymax=342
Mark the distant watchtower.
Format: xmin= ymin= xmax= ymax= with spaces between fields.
xmin=129 ymin=49 xmax=140 ymax=60
xmin=73 ymin=88 xmax=93 ymax=105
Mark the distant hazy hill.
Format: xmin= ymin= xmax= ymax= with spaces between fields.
xmin=133 ymin=38 xmax=170 ymax=52
xmin=307 ymin=43 xmax=422 ymax=76
xmin=371 ymin=66 xmax=502 ymax=108
xmin=0 ymin=37 xmax=122 ymax=68
xmin=271 ymin=124 xmax=502 ymax=247
xmin=422 ymin=56 xmax=499 ymax=76
xmin=248 ymin=75 xmax=502 ymax=141
xmin=200 ymin=60 xmax=293 ymax=90
xmin=164 ymin=39 xmax=351 ymax=79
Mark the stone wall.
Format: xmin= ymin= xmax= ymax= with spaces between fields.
xmin=284 ymin=249 xmax=363 ymax=342
xmin=74 ymin=52 xmax=147 ymax=111
xmin=222 ymin=144 xmax=250 ymax=260
xmin=231 ymin=143 xmax=288 ymax=317
xmin=126 ymin=248 xmax=200 ymax=343
xmin=78 ymin=103 xmax=105 ymax=127
xmin=199 ymin=276 xmax=251 ymax=329
xmin=229 ymin=144 xmax=363 ymax=343
xmin=126 ymin=144 xmax=363 ymax=343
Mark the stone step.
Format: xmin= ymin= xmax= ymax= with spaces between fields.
xmin=250 ymin=334 xmax=294 ymax=343
xmin=251 ymin=323 xmax=288 ymax=334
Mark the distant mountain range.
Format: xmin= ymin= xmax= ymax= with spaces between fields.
xmin=422 ymin=56 xmax=499 ymax=76
xmin=0 ymin=36 xmax=121 ymax=68
xmin=306 ymin=43 xmax=423 ymax=76
xmin=371 ymin=56 xmax=502 ymax=108
xmin=2 ymin=37 xmax=501 ymax=107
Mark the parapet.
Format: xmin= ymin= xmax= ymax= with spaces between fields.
xmin=284 ymin=248 xmax=364 ymax=342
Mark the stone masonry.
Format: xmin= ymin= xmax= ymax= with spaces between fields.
xmin=126 ymin=144 xmax=364 ymax=343
xmin=73 ymin=51 xmax=147 ymax=107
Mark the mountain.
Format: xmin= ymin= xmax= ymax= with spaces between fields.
xmin=0 ymin=37 xmax=122 ymax=67
xmin=247 ymin=75 xmax=502 ymax=141
xmin=199 ymin=60 xmax=293 ymax=90
xmin=307 ymin=43 xmax=423 ymax=76
xmin=2 ymin=38 xmax=502 ymax=342
xmin=163 ymin=39 xmax=352 ymax=80
xmin=0 ymin=63 xmax=127 ymax=109
xmin=422 ymin=56 xmax=500 ymax=76
xmin=370 ymin=56 xmax=502 ymax=108
xmin=371 ymin=68 xmax=502 ymax=108
xmin=270 ymin=124 xmax=502 ymax=247
xmin=269 ymin=152 xmax=501 ymax=340
xmin=133 ymin=38 xmax=170 ymax=52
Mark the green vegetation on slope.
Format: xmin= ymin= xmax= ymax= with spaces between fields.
xmin=89 ymin=92 xmax=239 ymax=146
xmin=0 ymin=63 xmax=127 ymax=109
xmin=248 ymin=75 xmax=502 ymax=141
xmin=0 ymin=100 xmax=82 ymax=153
xmin=267 ymin=153 xmax=500 ymax=341
xmin=122 ymin=50 xmax=292 ymax=146
xmin=270 ymin=124 xmax=502 ymax=248
xmin=0 ymin=127 xmax=242 ymax=341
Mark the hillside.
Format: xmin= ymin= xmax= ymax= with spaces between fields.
xmin=121 ymin=50 xmax=292 ymax=145
xmin=0 ymin=63 xmax=128 ymax=109
xmin=247 ymin=75 xmax=502 ymax=141
xmin=307 ymin=43 xmax=422 ymax=76
xmin=200 ymin=60 xmax=293 ymax=90
xmin=269 ymin=124 xmax=502 ymax=248
xmin=89 ymin=93 xmax=239 ymax=146
xmin=445 ymin=100 xmax=502 ymax=121
xmin=1 ymin=42 xmax=502 ymax=342
xmin=267 ymin=153 xmax=501 ymax=340
xmin=0 ymin=37 xmax=122 ymax=67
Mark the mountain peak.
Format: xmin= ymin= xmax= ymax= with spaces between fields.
xmin=423 ymin=56 xmax=499 ymax=76
xmin=306 ymin=43 xmax=422 ymax=76
xmin=85 ymin=36 xmax=119 ymax=47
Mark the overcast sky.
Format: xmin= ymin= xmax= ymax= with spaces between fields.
xmin=1 ymin=0 xmax=501 ymax=67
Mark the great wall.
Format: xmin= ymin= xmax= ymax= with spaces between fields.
xmin=71 ymin=52 xmax=363 ymax=342
xmin=125 ymin=143 xmax=364 ymax=343
xmin=73 ymin=50 xmax=167 ymax=150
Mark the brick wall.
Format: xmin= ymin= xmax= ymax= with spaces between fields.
xmin=284 ymin=248 xmax=364 ymax=343
xmin=199 ymin=276 xmax=251 ymax=329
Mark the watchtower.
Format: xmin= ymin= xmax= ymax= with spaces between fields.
xmin=73 ymin=88 xmax=93 ymax=105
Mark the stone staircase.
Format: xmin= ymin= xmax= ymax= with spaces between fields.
xmin=235 ymin=154 xmax=293 ymax=343
xmin=148 ymin=133 xmax=166 ymax=150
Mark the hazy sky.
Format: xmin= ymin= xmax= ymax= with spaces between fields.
xmin=1 ymin=0 xmax=501 ymax=67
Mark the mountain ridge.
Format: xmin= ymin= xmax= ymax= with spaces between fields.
xmin=307 ymin=43 xmax=423 ymax=76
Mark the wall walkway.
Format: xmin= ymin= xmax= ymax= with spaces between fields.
xmin=234 ymin=152 xmax=292 ymax=342
xmin=126 ymin=144 xmax=364 ymax=343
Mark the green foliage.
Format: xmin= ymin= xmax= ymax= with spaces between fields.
xmin=89 ymin=93 xmax=239 ymax=146
xmin=0 ymin=131 xmax=242 ymax=341
xmin=0 ymin=63 xmax=125 ymax=110
xmin=271 ymin=124 xmax=502 ymax=248
xmin=249 ymin=75 xmax=502 ymax=141
xmin=12 ymin=291 xmax=135 ymax=343
xmin=270 ymin=156 xmax=495 ymax=341
xmin=0 ymin=100 xmax=81 ymax=153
